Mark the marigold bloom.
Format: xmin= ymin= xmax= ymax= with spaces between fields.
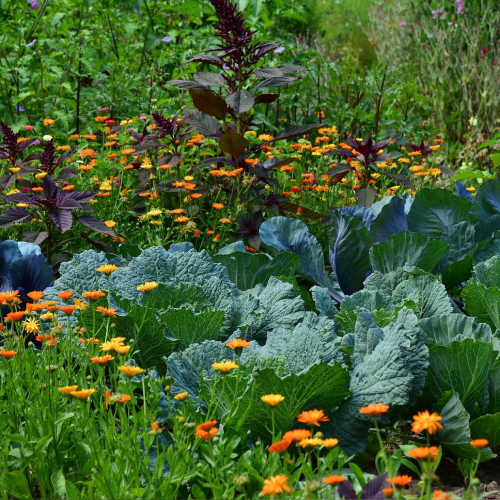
xmin=146 ymin=208 xmax=162 ymax=217
xmin=323 ymin=476 xmax=345 ymax=486
xmin=297 ymin=437 xmax=324 ymax=449
xmin=114 ymin=345 xmax=131 ymax=355
xmin=82 ymin=290 xmax=106 ymax=302
xmin=70 ymin=388 xmax=96 ymax=400
xmin=261 ymin=394 xmax=285 ymax=407
xmin=36 ymin=333 xmax=52 ymax=342
xmin=0 ymin=350 xmax=17 ymax=359
xmin=408 ymin=446 xmax=440 ymax=460
xmin=322 ymin=438 xmax=339 ymax=448
xmin=96 ymin=306 xmax=117 ymax=317
xmin=470 ymin=439 xmax=489 ymax=448
xmin=79 ymin=338 xmax=100 ymax=344
xmin=433 ymin=490 xmax=451 ymax=500
xmin=1 ymin=290 xmax=20 ymax=305
xmin=226 ymin=338 xmax=251 ymax=351
xmin=387 ymin=475 xmax=412 ymax=487
xmin=260 ymin=475 xmax=291 ymax=498
xmin=104 ymin=220 xmax=116 ymax=228
xmin=258 ymin=134 xmax=273 ymax=142
xmin=297 ymin=409 xmax=330 ymax=427
xmin=47 ymin=337 xmax=60 ymax=347
xmin=359 ymin=403 xmax=390 ymax=417
xmin=412 ymin=410 xmax=443 ymax=435
xmin=91 ymin=355 xmax=115 ymax=365
xmin=58 ymin=385 xmax=78 ymax=395
xmin=211 ymin=360 xmax=239 ymax=374
xmin=137 ymin=282 xmax=159 ymax=293
xmin=149 ymin=421 xmax=166 ymax=435
xmin=57 ymin=291 xmax=73 ymax=301
xmin=382 ymin=488 xmax=394 ymax=498
xmin=27 ymin=291 xmax=44 ymax=302
xmin=31 ymin=302 xmax=48 ymax=312
xmin=96 ymin=264 xmax=119 ymax=275
xmin=43 ymin=118 xmax=55 ymax=126
xmin=174 ymin=216 xmax=190 ymax=223
xmin=268 ymin=439 xmax=292 ymax=454
xmin=22 ymin=317 xmax=40 ymax=334
xmin=174 ymin=392 xmax=188 ymax=401
xmin=212 ymin=203 xmax=224 ymax=209
xmin=5 ymin=311 xmax=25 ymax=321
xmin=118 ymin=365 xmax=145 ymax=377
xmin=118 ymin=394 xmax=131 ymax=404
xmin=60 ymin=306 xmax=76 ymax=315
xmin=283 ymin=429 xmax=311 ymax=442
xmin=219 ymin=218 xmax=231 ymax=224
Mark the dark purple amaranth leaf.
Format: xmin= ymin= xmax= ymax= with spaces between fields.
xmin=0 ymin=121 xmax=18 ymax=156
xmin=382 ymin=172 xmax=415 ymax=190
xmin=254 ymin=93 xmax=279 ymax=105
xmin=22 ymin=231 xmax=49 ymax=245
xmin=338 ymin=480 xmax=357 ymax=499
xmin=194 ymin=72 xmax=226 ymax=88
xmin=279 ymin=64 xmax=306 ymax=74
xmin=361 ymin=474 xmax=388 ymax=499
xmin=189 ymin=89 xmax=228 ymax=120
xmin=225 ymin=90 xmax=255 ymax=114
xmin=0 ymin=207 xmax=31 ymax=227
xmin=409 ymin=140 xmax=433 ymax=156
xmin=4 ymin=192 xmax=40 ymax=205
xmin=255 ymin=67 xmax=284 ymax=78
xmin=43 ymin=175 xmax=60 ymax=203
xmin=56 ymin=167 xmax=77 ymax=180
xmin=78 ymin=216 xmax=116 ymax=236
xmin=55 ymin=147 xmax=76 ymax=165
xmin=356 ymin=187 xmax=377 ymax=208
xmin=48 ymin=210 xmax=73 ymax=233
xmin=278 ymin=202 xmax=323 ymax=221
xmin=270 ymin=123 xmax=327 ymax=143
xmin=219 ymin=129 xmax=249 ymax=159
xmin=255 ymin=77 xmax=297 ymax=90
xmin=86 ymin=237 xmax=114 ymax=254
xmin=167 ymin=80 xmax=211 ymax=90
xmin=184 ymin=109 xmax=222 ymax=137
xmin=0 ymin=174 xmax=16 ymax=189
xmin=184 ymin=55 xmax=224 ymax=68
xmin=262 ymin=156 xmax=297 ymax=170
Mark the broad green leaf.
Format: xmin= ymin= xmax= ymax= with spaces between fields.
xmin=418 ymin=314 xmax=492 ymax=345
xmin=470 ymin=179 xmax=500 ymax=222
xmin=472 ymin=255 xmax=500 ymax=289
xmin=229 ymin=362 xmax=350 ymax=442
xmin=470 ymin=413 xmax=500 ymax=448
xmin=462 ymin=283 xmax=500 ymax=331
xmin=4 ymin=472 xmax=32 ymax=499
xmin=159 ymin=308 xmax=225 ymax=349
xmin=369 ymin=231 xmax=449 ymax=274
xmin=426 ymin=339 xmax=496 ymax=417
xmin=213 ymin=250 xmax=299 ymax=290
xmin=407 ymin=188 xmax=471 ymax=238
xmin=433 ymin=392 xmax=495 ymax=461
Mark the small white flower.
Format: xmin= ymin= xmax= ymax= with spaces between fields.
xmin=43 ymin=135 xmax=53 ymax=141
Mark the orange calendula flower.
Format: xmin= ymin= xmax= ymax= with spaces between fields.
xmin=121 ymin=148 xmax=136 ymax=155
xmin=1 ymin=290 xmax=20 ymax=305
xmin=225 ymin=338 xmax=251 ymax=354
xmin=323 ymin=476 xmax=345 ymax=486
xmin=433 ymin=490 xmax=451 ymax=500
xmin=260 ymin=475 xmax=291 ymax=498
xmin=96 ymin=264 xmax=119 ymax=275
xmin=36 ymin=333 xmax=52 ymax=342
xmin=174 ymin=392 xmax=188 ymax=401
xmin=118 ymin=394 xmax=131 ymax=404
xmin=382 ymin=488 xmax=394 ymax=498
xmin=412 ymin=410 xmax=443 ymax=435
xmin=96 ymin=306 xmax=117 ymax=317
xmin=194 ymin=420 xmax=219 ymax=439
xmin=58 ymin=385 xmax=79 ymax=395
xmin=57 ymin=290 xmax=73 ymax=300
xmin=82 ymin=290 xmax=106 ymax=302
xmin=118 ymin=365 xmax=145 ymax=377
xmin=470 ymin=439 xmax=489 ymax=448
xmin=261 ymin=394 xmax=285 ymax=407
xmin=283 ymin=429 xmax=311 ymax=442
xmin=79 ymin=338 xmax=100 ymax=344
xmin=70 ymin=388 xmax=96 ymax=400
xmin=137 ymin=282 xmax=159 ymax=293
xmin=43 ymin=118 xmax=55 ymax=126
xmin=90 ymin=355 xmax=115 ymax=365
xmin=359 ymin=403 xmax=390 ymax=417
xmin=5 ymin=311 xmax=25 ymax=321
xmin=387 ymin=476 xmax=412 ymax=488
xmin=408 ymin=446 xmax=440 ymax=460
xmin=27 ymin=291 xmax=44 ymax=302
xmin=219 ymin=218 xmax=231 ymax=224
xmin=211 ymin=360 xmax=239 ymax=374
xmin=297 ymin=409 xmax=330 ymax=427
xmin=60 ymin=306 xmax=76 ymax=316
xmin=0 ymin=350 xmax=17 ymax=359
xmin=268 ymin=439 xmax=291 ymax=455
xmin=174 ymin=216 xmax=190 ymax=223
xmin=148 ymin=421 xmax=166 ymax=435
xmin=212 ymin=203 xmax=224 ymax=209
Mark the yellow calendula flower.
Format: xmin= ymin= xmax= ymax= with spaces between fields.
xmin=261 ymin=394 xmax=285 ymax=407
xmin=104 ymin=220 xmax=116 ymax=228
xmin=22 ymin=317 xmax=41 ymax=334
xmin=297 ymin=437 xmax=324 ymax=449
xmin=118 ymin=365 xmax=145 ymax=377
xmin=96 ymin=264 xmax=119 ymax=275
xmin=146 ymin=208 xmax=162 ymax=217
xmin=137 ymin=282 xmax=159 ymax=293
xmin=211 ymin=360 xmax=239 ymax=374
xmin=174 ymin=392 xmax=188 ymax=401
xmin=58 ymin=385 xmax=78 ymax=395
xmin=70 ymin=388 xmax=96 ymax=400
